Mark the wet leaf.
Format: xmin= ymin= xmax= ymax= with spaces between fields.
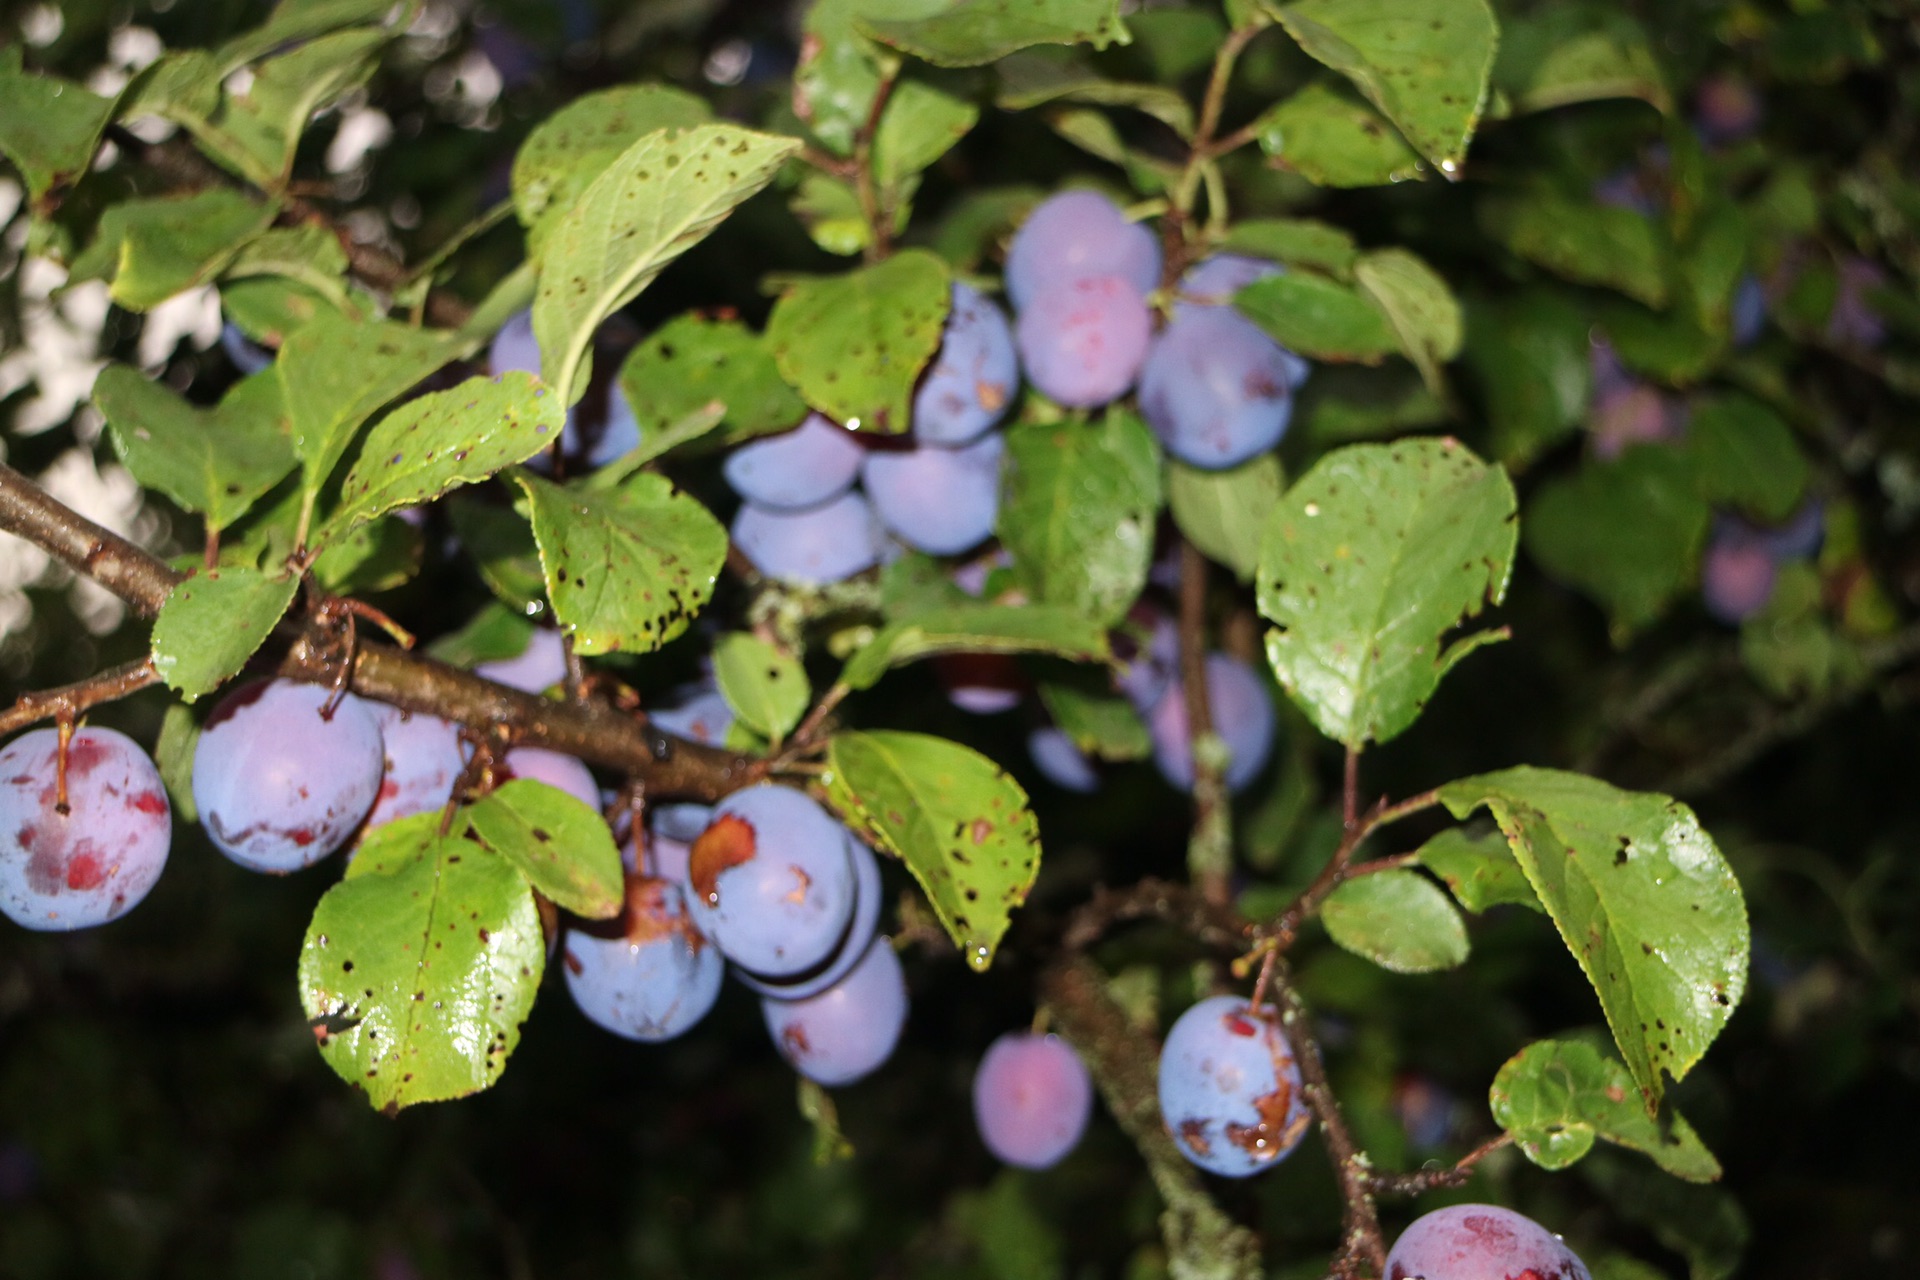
xmin=1256 ymin=80 xmax=1425 ymax=188
xmin=1524 ymin=445 xmax=1709 ymax=641
xmin=514 ymin=470 xmax=726 ymax=656
xmin=824 ymin=731 xmax=1040 ymax=970
xmin=1167 ymin=454 xmax=1285 ymax=583
xmin=533 ymin=123 xmax=798 ymax=405
xmin=211 ymin=28 xmax=387 ymax=188
xmin=1274 ymin=0 xmax=1497 ymax=173
xmin=149 ymin=567 xmax=299 ymax=702
xmin=767 ymin=250 xmax=952 ymax=434
xmin=617 ymin=313 xmax=808 ymax=449
xmin=1235 ymin=271 xmax=1399 ymax=363
xmin=1439 ymin=767 xmax=1749 ymax=1106
xmin=859 ymin=0 xmax=1129 ymax=68
xmin=511 ymin=84 xmax=711 ymax=248
xmin=299 ymin=813 xmax=544 ymax=1113
xmin=1322 ymin=869 xmax=1470 ymax=973
xmin=316 ymin=372 xmax=565 ymax=547
xmin=712 ymin=633 xmax=809 ymax=743
xmin=999 ymin=410 xmax=1162 ymax=627
xmin=1491 ymin=1038 xmax=1723 ymax=1181
xmin=466 ymin=779 xmax=622 ymax=920
xmin=841 ymin=604 xmax=1110 ymax=691
xmin=1494 ymin=5 xmax=1671 ymax=115
xmin=276 ymin=313 xmax=455 ymax=504
xmin=69 ymin=189 xmax=275 ymax=311
xmin=1415 ymin=825 xmax=1542 ymax=913
xmin=1257 ymin=438 xmax=1517 ymax=748
xmin=0 ymin=49 xmax=116 ymax=200
xmin=97 ymin=365 xmax=296 ymax=535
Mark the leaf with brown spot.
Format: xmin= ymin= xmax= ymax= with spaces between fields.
xmin=466 ymin=779 xmax=622 ymax=920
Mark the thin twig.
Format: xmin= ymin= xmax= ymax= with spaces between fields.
xmin=1368 ymin=1133 xmax=1511 ymax=1197
xmin=0 ymin=660 xmax=161 ymax=737
xmin=851 ymin=67 xmax=901 ymax=263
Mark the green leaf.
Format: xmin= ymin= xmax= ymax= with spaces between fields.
xmin=97 ymin=365 xmax=297 ymax=535
xmin=465 ymin=779 xmax=623 ymax=920
xmin=874 ymin=76 xmax=981 ymax=198
xmin=299 ymin=813 xmax=544 ymax=1114
xmin=310 ymin=514 xmax=420 ymax=596
xmin=617 ymin=314 xmax=809 ymax=449
xmin=445 ymin=496 xmax=547 ymax=615
xmin=824 ymin=731 xmax=1040 ymax=971
xmin=1234 ymin=271 xmax=1400 ymax=363
xmin=1491 ymin=1039 xmax=1723 ymax=1181
xmin=213 ymin=28 xmax=387 ymax=188
xmin=841 ymin=604 xmax=1110 ymax=692
xmin=1321 ymin=869 xmax=1470 ymax=973
xmin=1274 ymin=0 xmax=1497 ymax=173
xmin=1354 ymin=248 xmax=1462 ymax=396
xmin=220 ymin=275 xmax=348 ymax=344
xmin=511 ymin=84 xmax=712 ymax=247
xmin=149 ymin=568 xmax=300 ymax=702
xmin=1462 ymin=290 xmax=1592 ymax=470
xmin=998 ymin=411 xmax=1161 ymax=627
xmin=69 ymin=190 xmax=275 ymax=311
xmin=795 ymin=0 xmax=889 ymax=157
xmin=532 ymin=123 xmax=799 ymax=406
xmin=585 ymin=402 xmax=728 ymax=489
xmin=276 ymin=313 xmax=454 ymax=505
xmin=215 ymin=0 xmax=401 ymax=69
xmin=315 ymin=372 xmax=565 ymax=548
xmin=1524 ymin=446 xmax=1709 ymax=640
xmin=1684 ymin=395 xmax=1808 ymax=523
xmin=1167 ymin=454 xmax=1285 ymax=583
xmin=1414 ymin=825 xmax=1542 ymax=913
xmin=994 ymin=49 xmax=1195 ymax=138
xmin=791 ymin=173 xmax=873 ymax=257
xmin=767 ymin=250 xmax=952 ymax=434
xmin=1439 ymin=767 xmax=1749 ymax=1106
xmin=219 ymin=224 xmax=352 ymax=302
xmin=1036 ymin=673 xmax=1151 ymax=762
xmin=1494 ymin=5 xmax=1671 ymax=116
xmin=0 ymin=49 xmax=115 ymax=200
xmin=1482 ymin=192 xmax=1670 ymax=309
xmin=1295 ymin=363 xmax=1448 ymax=447
xmin=858 ymin=0 xmax=1129 ymax=68
xmin=1256 ymin=438 xmax=1518 ymax=748
xmin=1255 ymin=80 xmax=1425 ymax=188
xmin=712 ymin=634 xmax=810 ymax=744
xmin=153 ymin=702 xmax=203 ymax=823
xmin=1221 ymin=218 xmax=1360 ymax=279
xmin=426 ymin=600 xmax=536 ymax=668
xmin=514 ymin=470 xmax=727 ymax=656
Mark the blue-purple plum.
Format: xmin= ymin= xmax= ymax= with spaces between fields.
xmin=562 ymin=876 xmax=723 ymax=1042
xmin=193 ymin=680 xmax=384 ymax=873
xmin=1392 ymin=1072 xmax=1456 ymax=1151
xmin=973 ymin=1032 xmax=1094 ymax=1169
xmin=568 ymin=384 xmax=641 ymax=469
xmin=914 ymin=282 xmax=1018 ymax=445
xmin=1175 ymin=253 xmax=1281 ymax=314
xmin=731 ymin=490 xmax=886 ymax=585
xmin=651 ymin=686 xmax=732 ymax=747
xmin=1139 ymin=306 xmax=1307 ymax=469
xmin=733 ymin=833 xmax=881 ymax=1000
xmin=1027 ymin=726 xmax=1099 ymax=794
xmin=1694 ymin=73 xmax=1762 ymax=148
xmin=861 ymin=431 xmax=1004 ymax=556
xmin=1828 ymin=255 xmax=1887 ymax=349
xmin=220 ymin=323 xmax=272 ymax=374
xmin=935 ymin=653 xmax=1026 ymax=715
xmin=761 ymin=935 xmax=907 ymax=1087
xmin=499 ymin=746 xmax=600 ymax=812
xmin=1116 ymin=613 xmax=1178 ymax=711
xmin=1158 ymin=994 xmax=1309 ymax=1178
xmin=1731 ymin=273 xmax=1766 ymax=347
xmin=1383 ymin=1204 xmax=1592 ymax=1280
xmin=364 ymin=705 xmax=466 ymax=831
xmin=474 ymin=628 xmax=567 ymax=694
xmin=1759 ymin=501 xmax=1824 ymax=561
xmin=1590 ymin=382 xmax=1683 ymax=460
xmin=686 ymin=784 xmax=856 ymax=977
xmin=1147 ymin=653 xmax=1275 ymax=793
xmin=1701 ymin=521 xmax=1779 ymax=624
xmin=488 ymin=308 xmax=542 ymax=378
xmin=1004 ymin=190 xmax=1160 ymax=311
xmin=722 ymin=413 xmax=864 ymax=510
xmin=652 ymin=802 xmax=713 ymax=845
xmin=1015 ymin=275 xmax=1153 ymax=408
xmin=0 ymin=727 xmax=170 ymax=930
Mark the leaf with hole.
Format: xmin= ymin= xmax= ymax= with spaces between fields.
xmin=1491 ymin=1038 xmax=1722 ymax=1180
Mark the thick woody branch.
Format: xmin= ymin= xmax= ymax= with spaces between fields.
xmin=0 ymin=464 xmax=754 ymax=798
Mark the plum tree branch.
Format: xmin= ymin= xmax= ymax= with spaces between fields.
xmin=0 ymin=463 xmax=755 ymax=799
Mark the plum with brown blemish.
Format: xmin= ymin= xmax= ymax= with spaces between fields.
xmin=913 ymin=281 xmax=1017 ymax=446
xmin=562 ymin=875 xmax=723 ymax=1042
xmin=734 ymin=832 xmax=881 ymax=1000
xmin=0 ymin=726 xmax=170 ymax=930
xmin=1157 ymin=994 xmax=1310 ymax=1178
xmin=193 ymin=680 xmax=384 ymax=874
xmin=761 ymin=935 xmax=907 ymax=1087
xmin=685 ymin=783 xmax=857 ymax=977
xmin=1383 ymin=1203 xmax=1592 ymax=1280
